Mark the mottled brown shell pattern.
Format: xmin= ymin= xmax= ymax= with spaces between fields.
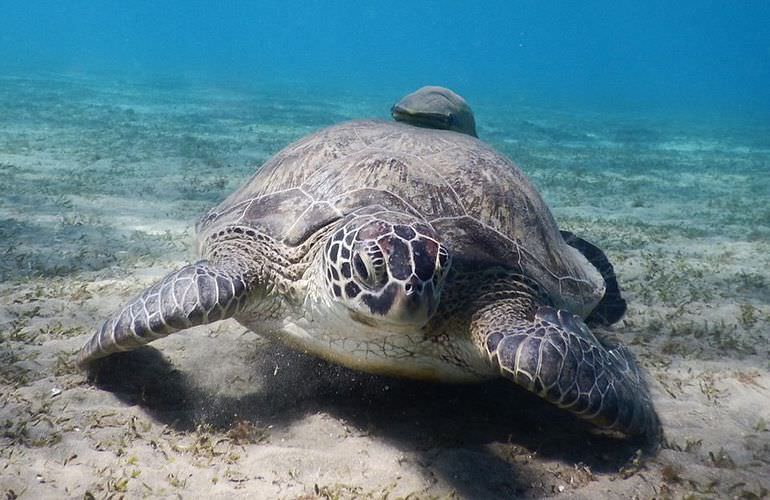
xmin=198 ymin=120 xmax=603 ymax=313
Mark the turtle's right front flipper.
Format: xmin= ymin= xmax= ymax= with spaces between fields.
xmin=77 ymin=261 xmax=248 ymax=368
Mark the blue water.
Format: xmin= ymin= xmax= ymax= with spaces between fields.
xmin=2 ymin=1 xmax=769 ymax=121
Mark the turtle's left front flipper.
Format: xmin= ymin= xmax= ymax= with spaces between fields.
xmin=77 ymin=260 xmax=248 ymax=368
xmin=472 ymin=302 xmax=660 ymax=444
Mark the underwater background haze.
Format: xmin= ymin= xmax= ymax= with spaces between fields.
xmin=1 ymin=0 xmax=769 ymax=120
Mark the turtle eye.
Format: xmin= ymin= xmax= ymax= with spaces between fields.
xmin=352 ymin=244 xmax=387 ymax=289
xmin=352 ymin=254 xmax=370 ymax=281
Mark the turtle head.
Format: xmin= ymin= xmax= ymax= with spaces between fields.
xmin=322 ymin=214 xmax=451 ymax=329
xmin=391 ymin=85 xmax=478 ymax=137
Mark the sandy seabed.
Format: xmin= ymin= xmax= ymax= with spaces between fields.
xmin=1 ymin=75 xmax=769 ymax=499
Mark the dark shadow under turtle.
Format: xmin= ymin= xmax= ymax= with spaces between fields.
xmin=87 ymin=343 xmax=649 ymax=498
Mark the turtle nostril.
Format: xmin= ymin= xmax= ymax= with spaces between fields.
xmin=403 ymin=279 xmax=423 ymax=296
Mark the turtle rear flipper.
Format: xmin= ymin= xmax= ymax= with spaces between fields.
xmin=76 ymin=261 xmax=248 ymax=368
xmin=560 ymin=230 xmax=627 ymax=326
xmin=473 ymin=302 xmax=660 ymax=444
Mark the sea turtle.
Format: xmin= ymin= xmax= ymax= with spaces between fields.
xmin=77 ymin=87 xmax=659 ymax=442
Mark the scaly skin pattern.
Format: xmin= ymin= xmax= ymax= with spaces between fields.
xmin=76 ymin=261 xmax=249 ymax=367
xmin=321 ymin=210 xmax=450 ymax=325
xmin=472 ymin=298 xmax=659 ymax=440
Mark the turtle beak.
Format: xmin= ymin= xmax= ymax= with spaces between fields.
xmin=392 ymin=277 xmax=436 ymax=326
